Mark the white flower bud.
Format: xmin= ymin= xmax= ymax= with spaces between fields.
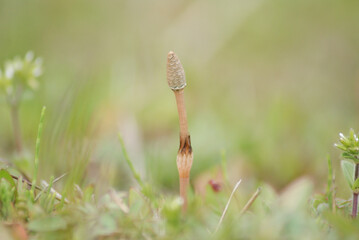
xmin=5 ymin=64 xmax=14 ymax=79
xmin=25 ymin=51 xmax=34 ymax=62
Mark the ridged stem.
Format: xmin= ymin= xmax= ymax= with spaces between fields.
xmin=167 ymin=51 xmax=192 ymax=213
xmin=174 ymin=89 xmax=188 ymax=140
xmin=174 ymin=87 xmax=192 ymax=213
xmin=180 ymin=177 xmax=189 ymax=213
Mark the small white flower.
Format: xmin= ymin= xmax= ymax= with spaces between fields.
xmin=334 ymin=143 xmax=338 ymax=147
xmin=339 ymin=133 xmax=345 ymax=139
xmin=5 ymin=63 xmax=14 ymax=79
xmin=25 ymin=51 xmax=34 ymax=62
xmin=33 ymin=66 xmax=42 ymax=77
xmin=169 ymin=197 xmax=183 ymax=209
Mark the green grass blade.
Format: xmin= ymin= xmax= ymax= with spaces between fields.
xmin=0 ymin=169 xmax=16 ymax=190
xmin=326 ymin=155 xmax=333 ymax=195
xmin=118 ymin=133 xmax=144 ymax=189
xmin=31 ymin=106 xmax=46 ymax=195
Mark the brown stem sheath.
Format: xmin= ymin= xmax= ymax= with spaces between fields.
xmin=176 ymin=129 xmax=193 ymax=213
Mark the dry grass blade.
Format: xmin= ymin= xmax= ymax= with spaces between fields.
xmin=214 ymin=179 xmax=242 ymax=233
xmin=35 ymin=173 xmax=69 ymax=202
xmin=239 ymin=187 xmax=261 ymax=216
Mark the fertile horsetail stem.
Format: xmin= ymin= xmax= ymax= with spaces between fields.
xmin=167 ymin=51 xmax=193 ymax=212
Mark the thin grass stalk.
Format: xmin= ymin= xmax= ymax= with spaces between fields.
xmin=31 ymin=106 xmax=46 ymax=196
xmin=118 ymin=134 xmax=145 ymax=189
xmin=214 ymin=179 xmax=242 ymax=233
xmin=239 ymin=187 xmax=261 ymax=216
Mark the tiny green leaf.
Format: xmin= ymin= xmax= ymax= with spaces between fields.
xmin=335 ymin=144 xmax=347 ymax=151
xmin=353 ymin=178 xmax=359 ymax=193
xmin=0 ymin=169 xmax=16 ymax=190
xmin=341 ymin=160 xmax=355 ymax=189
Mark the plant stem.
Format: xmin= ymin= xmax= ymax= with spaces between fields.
xmin=174 ymin=89 xmax=193 ymax=213
xmin=10 ymin=104 xmax=23 ymax=154
xmin=31 ymin=106 xmax=46 ymax=195
xmin=176 ymin=135 xmax=193 ymax=213
xmin=180 ymin=177 xmax=189 ymax=212
xmin=167 ymin=51 xmax=193 ymax=213
xmin=352 ymin=163 xmax=359 ymax=218
xmin=174 ymin=90 xmax=188 ymax=140
xmin=7 ymin=85 xmax=24 ymax=154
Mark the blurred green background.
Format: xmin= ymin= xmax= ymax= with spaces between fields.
xmin=1 ymin=0 xmax=359 ymax=197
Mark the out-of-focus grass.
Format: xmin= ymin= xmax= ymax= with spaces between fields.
xmin=1 ymin=0 xmax=359 ymax=238
xmin=1 ymin=0 xmax=358 ymax=192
